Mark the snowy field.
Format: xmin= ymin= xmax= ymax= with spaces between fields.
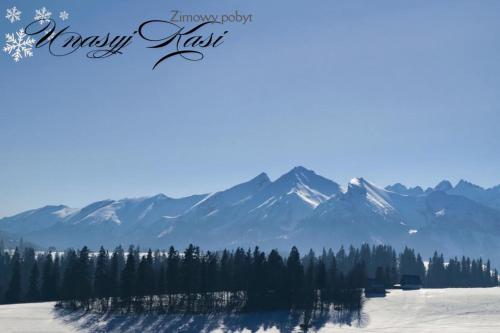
xmin=1 ymin=288 xmax=499 ymax=332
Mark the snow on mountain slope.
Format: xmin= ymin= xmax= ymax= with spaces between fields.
xmin=2 ymin=168 xmax=500 ymax=265
xmin=315 ymin=177 xmax=429 ymax=228
xmin=242 ymin=167 xmax=342 ymax=225
xmin=0 ymin=194 xmax=209 ymax=248
xmin=0 ymin=205 xmax=74 ymax=234
xmin=291 ymin=178 xmax=500 ymax=261
xmin=265 ymin=166 xmax=341 ymax=207
xmin=181 ymin=172 xmax=272 ymax=218
xmin=387 ymin=179 xmax=500 ymax=212
xmin=72 ymin=194 xmax=208 ymax=227
xmin=295 ymin=178 xmax=413 ymax=249
xmin=152 ymin=167 xmax=342 ymax=247
xmin=175 ymin=166 xmax=339 ymax=220
xmin=347 ymin=178 xmax=395 ymax=214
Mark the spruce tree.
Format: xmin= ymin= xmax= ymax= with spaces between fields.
xmin=4 ymin=248 xmax=21 ymax=304
xmin=286 ymin=246 xmax=304 ymax=307
xmin=94 ymin=246 xmax=109 ymax=299
xmin=61 ymin=249 xmax=78 ymax=304
xmin=165 ymin=246 xmax=180 ymax=307
xmin=25 ymin=263 xmax=40 ymax=302
xmin=109 ymin=246 xmax=124 ymax=299
xmin=51 ymin=254 xmax=60 ymax=300
xmin=76 ymin=246 xmax=92 ymax=308
xmin=121 ymin=245 xmax=137 ymax=311
xmin=41 ymin=252 xmax=54 ymax=301
xmin=492 ymin=269 xmax=499 ymax=286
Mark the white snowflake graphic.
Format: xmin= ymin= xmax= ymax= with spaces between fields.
xmin=5 ymin=6 xmax=22 ymax=23
xmin=3 ymin=28 xmax=36 ymax=62
xmin=59 ymin=11 xmax=69 ymax=21
xmin=34 ymin=7 xmax=52 ymax=25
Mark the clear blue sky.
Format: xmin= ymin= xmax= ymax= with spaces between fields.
xmin=1 ymin=0 xmax=500 ymax=217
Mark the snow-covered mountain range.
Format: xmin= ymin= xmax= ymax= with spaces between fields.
xmin=2 ymin=166 xmax=500 ymax=264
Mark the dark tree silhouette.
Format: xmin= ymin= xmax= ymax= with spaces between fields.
xmin=4 ymin=248 xmax=21 ymax=304
xmin=25 ymin=262 xmax=39 ymax=302
xmin=0 ymin=243 xmax=497 ymax=312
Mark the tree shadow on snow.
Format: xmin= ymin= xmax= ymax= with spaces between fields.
xmin=53 ymin=306 xmax=368 ymax=332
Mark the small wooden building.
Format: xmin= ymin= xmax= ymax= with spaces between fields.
xmin=364 ymin=278 xmax=387 ymax=297
xmin=400 ymin=275 xmax=422 ymax=290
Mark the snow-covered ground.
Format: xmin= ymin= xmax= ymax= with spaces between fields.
xmin=1 ymin=288 xmax=499 ymax=332
xmin=322 ymin=288 xmax=500 ymax=333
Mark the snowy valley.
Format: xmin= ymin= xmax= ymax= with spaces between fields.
xmin=1 ymin=288 xmax=500 ymax=333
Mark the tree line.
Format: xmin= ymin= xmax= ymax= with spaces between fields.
xmin=0 ymin=242 xmax=498 ymax=313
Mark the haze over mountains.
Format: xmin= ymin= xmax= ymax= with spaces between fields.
xmin=2 ymin=166 xmax=500 ymax=264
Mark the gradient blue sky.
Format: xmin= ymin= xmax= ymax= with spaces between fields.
xmin=1 ymin=0 xmax=500 ymax=217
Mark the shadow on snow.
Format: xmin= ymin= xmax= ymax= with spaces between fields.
xmin=53 ymin=306 xmax=368 ymax=332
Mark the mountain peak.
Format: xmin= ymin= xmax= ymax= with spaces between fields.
xmin=344 ymin=177 xmax=395 ymax=213
xmin=290 ymin=165 xmax=312 ymax=173
xmin=348 ymin=177 xmax=375 ymax=193
xmin=455 ymin=179 xmax=483 ymax=190
xmin=347 ymin=178 xmax=368 ymax=195
xmin=349 ymin=177 xmax=370 ymax=187
xmin=350 ymin=177 xmax=363 ymax=183
xmin=253 ymin=172 xmax=271 ymax=183
xmin=37 ymin=204 xmax=69 ymax=212
xmin=149 ymin=193 xmax=169 ymax=201
xmin=385 ymin=183 xmax=408 ymax=192
xmin=284 ymin=166 xmax=315 ymax=177
xmin=276 ymin=166 xmax=317 ymax=184
xmin=435 ymin=180 xmax=453 ymax=192
xmin=262 ymin=167 xmax=341 ymax=208
xmin=385 ymin=183 xmax=424 ymax=196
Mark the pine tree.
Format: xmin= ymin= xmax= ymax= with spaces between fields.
xmin=144 ymin=250 xmax=155 ymax=307
xmin=2 ymin=243 xmax=499 ymax=310
xmin=427 ymin=252 xmax=446 ymax=288
xmin=336 ymin=246 xmax=346 ymax=274
xmin=135 ymin=256 xmax=148 ymax=311
xmin=41 ymin=252 xmax=54 ymax=301
xmin=109 ymin=246 xmax=124 ymax=299
xmin=266 ymin=249 xmax=286 ymax=308
xmin=121 ymin=245 xmax=137 ymax=311
xmin=304 ymin=249 xmax=316 ymax=290
xmin=25 ymin=263 xmax=40 ymax=302
xmin=21 ymin=248 xmax=36 ymax=299
xmin=399 ymin=247 xmax=418 ymax=277
xmin=219 ymin=249 xmax=231 ymax=292
xmin=492 ymin=269 xmax=499 ymax=286
xmin=232 ymin=248 xmax=249 ymax=292
xmin=0 ymin=247 xmax=6 ymax=302
xmin=286 ymin=246 xmax=304 ymax=307
xmin=94 ymin=246 xmax=109 ymax=299
xmin=485 ymin=260 xmax=492 ymax=287
xmin=375 ymin=266 xmax=385 ymax=284
xmin=51 ymin=254 xmax=60 ymax=300
xmin=4 ymin=248 xmax=21 ymax=304
xmin=76 ymin=246 xmax=92 ymax=308
xmin=61 ymin=249 xmax=78 ymax=304
xmin=315 ymin=258 xmax=326 ymax=291
xmin=416 ymin=254 xmax=426 ymax=283
xmin=165 ymin=246 xmax=180 ymax=308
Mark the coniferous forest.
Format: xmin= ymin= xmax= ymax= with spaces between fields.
xmin=0 ymin=242 xmax=498 ymax=315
